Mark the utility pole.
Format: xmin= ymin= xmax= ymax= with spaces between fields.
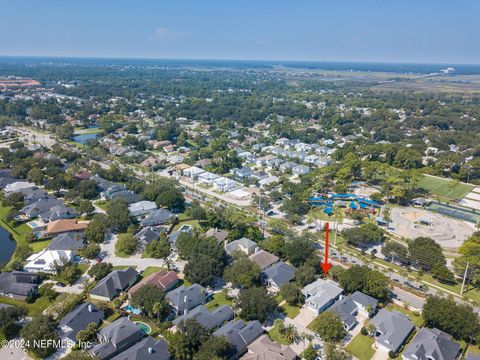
xmin=461 ymin=262 xmax=470 ymax=295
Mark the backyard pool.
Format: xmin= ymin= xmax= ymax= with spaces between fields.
xmin=134 ymin=321 xmax=152 ymax=335
xmin=122 ymin=304 xmax=142 ymax=315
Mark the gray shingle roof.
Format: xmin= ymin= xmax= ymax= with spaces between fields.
xmin=91 ymin=317 xmax=142 ymax=360
xmin=166 ymin=284 xmax=206 ymax=314
xmin=351 ymin=291 xmax=378 ymax=313
xmin=262 ymin=261 xmax=296 ymax=288
xmin=403 ymin=327 xmax=461 ymax=360
xmin=173 ymin=304 xmax=234 ymax=331
xmin=110 ymin=337 xmax=170 ymax=360
xmin=329 ymin=298 xmax=357 ymax=329
xmin=90 ymin=268 xmax=138 ymax=300
xmin=59 ymin=302 xmax=104 ymax=341
xmin=302 ymin=279 xmax=343 ymax=311
xmin=213 ymin=319 xmax=263 ymax=357
xmin=370 ymin=309 xmax=415 ymax=353
xmin=225 ymin=237 xmax=257 ymax=255
xmin=19 ymin=198 xmax=64 ymax=218
xmin=0 ymin=271 xmax=39 ymax=297
xmin=48 ymin=232 xmax=85 ymax=251
xmin=140 ymin=209 xmax=172 ymax=227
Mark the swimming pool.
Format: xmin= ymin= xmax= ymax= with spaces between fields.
xmin=122 ymin=304 xmax=142 ymax=315
xmin=134 ymin=321 xmax=152 ymax=335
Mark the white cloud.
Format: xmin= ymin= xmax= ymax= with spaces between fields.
xmin=153 ymin=27 xmax=189 ymax=42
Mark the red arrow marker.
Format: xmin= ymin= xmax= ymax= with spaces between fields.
xmin=321 ymin=222 xmax=332 ymax=274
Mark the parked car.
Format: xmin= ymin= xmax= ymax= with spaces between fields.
xmin=56 ymin=282 xmax=66 ymax=287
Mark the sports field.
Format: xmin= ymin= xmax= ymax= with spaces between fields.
xmin=418 ymin=176 xmax=474 ymax=200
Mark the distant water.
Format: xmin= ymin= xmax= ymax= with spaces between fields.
xmin=0 ymin=56 xmax=480 ymax=75
xmin=0 ymin=226 xmax=16 ymax=265
xmin=72 ymin=133 xmax=98 ymax=144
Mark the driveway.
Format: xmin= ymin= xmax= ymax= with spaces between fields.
xmin=282 ymin=306 xmax=322 ymax=355
xmin=292 ymin=306 xmax=317 ymax=328
xmin=371 ymin=346 xmax=389 ymax=360
xmin=99 ymin=233 xmax=181 ymax=271
xmin=0 ymin=345 xmax=31 ymax=360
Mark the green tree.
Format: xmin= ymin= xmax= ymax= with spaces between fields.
xmin=115 ymin=233 xmax=138 ymax=256
xmin=21 ymin=315 xmax=59 ymax=358
xmin=311 ymin=311 xmax=346 ymax=343
xmin=130 ymin=284 xmax=169 ymax=320
xmin=76 ymin=322 xmax=98 ymax=343
xmin=195 ymin=336 xmax=233 ymax=360
xmin=408 ymin=237 xmax=446 ymax=272
xmin=84 ymin=214 xmax=108 ymax=243
xmin=223 ymin=257 xmax=261 ymax=288
xmin=280 ymin=283 xmax=303 ymax=306
xmin=88 ymin=262 xmax=113 ymax=281
xmin=237 ymin=287 xmax=277 ymax=322
xmin=107 ymin=198 xmax=131 ymax=232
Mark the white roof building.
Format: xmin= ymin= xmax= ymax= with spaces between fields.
xmin=3 ymin=181 xmax=36 ymax=195
xmin=128 ymin=201 xmax=157 ymax=217
xmin=24 ymin=249 xmax=73 ymax=273
xmin=198 ymin=172 xmax=220 ymax=186
xmin=213 ymin=177 xmax=239 ymax=192
xmin=258 ymin=176 xmax=279 ymax=187
xmin=183 ymin=166 xmax=205 ymax=178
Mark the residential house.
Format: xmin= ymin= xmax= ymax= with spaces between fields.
xmin=302 ymin=279 xmax=343 ymax=314
xmin=225 ymin=237 xmax=257 ymax=256
xmin=279 ymin=161 xmax=297 ymax=173
xmin=213 ymin=319 xmax=264 ymax=358
xmin=402 ymin=328 xmax=461 ymax=360
xmin=24 ymin=249 xmax=73 ymax=273
xmin=17 ymin=198 xmax=65 ymax=220
xmin=249 ymin=250 xmax=279 ymax=271
xmin=251 ymin=171 xmax=269 ymax=181
xmin=134 ymin=226 xmax=166 ymax=249
xmin=90 ymin=317 xmax=143 ymax=360
xmin=110 ymin=337 xmax=170 ymax=360
xmin=329 ymin=297 xmax=358 ymax=331
xmin=173 ymin=305 xmax=234 ymax=331
xmin=370 ymin=309 xmax=415 ymax=354
xmin=90 ymin=268 xmax=138 ymax=301
xmin=292 ymin=164 xmax=310 ymax=176
xmin=45 ymin=219 xmax=89 ymax=237
xmin=241 ymin=334 xmax=296 ymax=360
xmin=305 ymin=154 xmax=320 ymax=164
xmin=140 ymin=208 xmax=173 ymax=227
xmin=0 ymin=271 xmax=40 ymax=300
xmin=128 ymin=270 xmax=179 ymax=295
xmin=230 ymin=166 xmax=253 ymax=179
xmin=166 ymin=284 xmax=206 ymax=315
xmin=213 ymin=177 xmax=239 ymax=192
xmin=351 ymin=291 xmax=378 ymax=317
xmin=59 ymin=302 xmax=105 ymax=341
xmin=183 ymin=166 xmax=205 ymax=179
xmin=258 ymin=176 xmax=279 ymax=188
xmin=128 ymin=201 xmax=157 ymax=217
xmin=38 ymin=203 xmax=78 ymax=222
xmin=198 ymin=172 xmax=220 ymax=186
xmin=3 ymin=181 xmax=36 ymax=195
xmin=205 ymin=228 xmax=229 ymax=243
xmin=262 ymin=261 xmax=296 ymax=292
xmin=47 ymin=232 xmax=85 ymax=252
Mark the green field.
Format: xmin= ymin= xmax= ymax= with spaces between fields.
xmin=346 ymin=334 xmax=375 ymax=360
xmin=418 ymin=176 xmax=473 ymax=200
xmin=206 ymin=291 xmax=233 ymax=310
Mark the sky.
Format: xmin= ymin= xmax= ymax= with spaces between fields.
xmin=0 ymin=0 xmax=479 ymax=64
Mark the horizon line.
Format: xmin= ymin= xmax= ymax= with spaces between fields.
xmin=0 ymin=54 xmax=478 ymax=67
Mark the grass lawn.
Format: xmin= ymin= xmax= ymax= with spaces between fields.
xmin=112 ymin=265 xmax=137 ymax=271
xmin=418 ymin=175 xmax=473 ymax=201
xmin=346 ymin=334 xmax=376 ymax=360
xmin=206 ymin=291 xmax=233 ymax=310
xmin=275 ymin=295 xmax=301 ymax=319
xmin=385 ymin=303 xmax=424 ymax=327
xmin=173 ymin=217 xmax=200 ymax=231
xmin=141 ymin=266 xmax=165 ymax=278
xmin=95 ymin=200 xmax=110 ymax=211
xmin=267 ymin=325 xmax=290 ymax=345
xmin=0 ymin=204 xmax=51 ymax=267
xmin=30 ymin=239 xmax=52 ymax=252
xmin=0 ymin=295 xmax=52 ymax=316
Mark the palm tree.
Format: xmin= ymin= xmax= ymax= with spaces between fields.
xmin=333 ymin=206 xmax=344 ymax=246
xmin=301 ymin=332 xmax=314 ymax=348
xmin=283 ymin=324 xmax=299 ymax=345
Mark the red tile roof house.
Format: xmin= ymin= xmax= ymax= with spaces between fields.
xmin=128 ymin=270 xmax=179 ymax=295
xmin=45 ymin=219 xmax=89 ymax=237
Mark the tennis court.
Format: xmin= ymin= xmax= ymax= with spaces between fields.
xmin=426 ymin=201 xmax=480 ymax=224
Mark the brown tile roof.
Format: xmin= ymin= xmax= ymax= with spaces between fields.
xmin=46 ymin=219 xmax=89 ymax=235
xmin=249 ymin=250 xmax=279 ymax=270
xmin=128 ymin=270 xmax=179 ymax=295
